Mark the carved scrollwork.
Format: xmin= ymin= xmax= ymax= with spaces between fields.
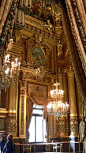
xmin=70 ymin=118 xmax=78 ymax=133
xmin=5 ymin=115 xmax=16 ymax=134
xmin=65 ymin=0 xmax=86 ymax=76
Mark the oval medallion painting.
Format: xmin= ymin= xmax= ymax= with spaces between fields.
xmin=32 ymin=47 xmax=45 ymax=67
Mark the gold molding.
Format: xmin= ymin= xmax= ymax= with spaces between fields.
xmin=25 ymin=15 xmax=48 ymax=31
xmin=0 ymin=108 xmax=8 ymax=114
xmin=20 ymin=29 xmax=33 ymax=39
xmin=24 ymin=15 xmax=57 ymax=42
xmin=8 ymin=43 xmax=23 ymax=56
xmin=70 ymin=114 xmax=78 ymax=117
xmin=0 ymin=116 xmax=6 ymax=118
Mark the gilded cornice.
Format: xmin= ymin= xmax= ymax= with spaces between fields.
xmin=24 ymin=15 xmax=44 ymax=30
xmin=57 ymin=57 xmax=71 ymax=68
xmin=15 ymin=14 xmax=66 ymax=47
xmin=21 ymin=64 xmax=74 ymax=83
xmin=43 ymin=39 xmax=56 ymax=47
xmin=0 ymin=108 xmax=8 ymax=114
xmin=21 ymin=66 xmax=50 ymax=85
xmin=24 ymin=15 xmax=57 ymax=42
xmin=8 ymin=43 xmax=23 ymax=57
xmin=19 ymin=29 xmax=33 ymax=39
xmin=46 ymin=73 xmax=56 ymax=79
xmin=21 ymin=66 xmax=36 ymax=74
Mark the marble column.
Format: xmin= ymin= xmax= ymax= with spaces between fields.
xmin=67 ymin=71 xmax=78 ymax=136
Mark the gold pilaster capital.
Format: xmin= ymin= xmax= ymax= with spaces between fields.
xmin=67 ymin=71 xmax=74 ymax=77
xmin=57 ymin=68 xmax=63 ymax=77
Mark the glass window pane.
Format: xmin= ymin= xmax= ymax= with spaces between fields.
xmin=28 ymin=104 xmax=46 ymax=143
xmin=28 ymin=116 xmax=35 ymax=142
xmin=36 ymin=116 xmax=43 ymax=142
xmin=43 ymin=119 xmax=46 ymax=142
xmin=33 ymin=109 xmax=43 ymax=115
xmin=33 ymin=104 xmax=44 ymax=109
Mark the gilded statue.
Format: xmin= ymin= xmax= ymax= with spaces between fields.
xmin=79 ymin=120 xmax=85 ymax=142
xmin=7 ymin=39 xmax=13 ymax=50
xmin=57 ymin=40 xmax=63 ymax=58
xmin=43 ymin=20 xmax=54 ymax=33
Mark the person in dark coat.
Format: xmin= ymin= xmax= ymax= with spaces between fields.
xmin=0 ymin=133 xmax=5 ymax=153
xmin=3 ymin=134 xmax=14 ymax=153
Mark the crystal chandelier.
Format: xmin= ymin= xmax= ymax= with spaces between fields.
xmin=47 ymin=82 xmax=69 ymax=120
xmin=0 ymin=53 xmax=21 ymax=89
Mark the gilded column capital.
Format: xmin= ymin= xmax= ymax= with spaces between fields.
xmin=66 ymin=66 xmax=74 ymax=76
xmin=62 ymin=72 xmax=67 ymax=78
xmin=67 ymin=71 xmax=74 ymax=77
xmin=63 ymin=66 xmax=74 ymax=76
xmin=57 ymin=68 xmax=63 ymax=77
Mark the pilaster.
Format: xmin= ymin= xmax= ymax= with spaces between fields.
xmin=67 ymin=71 xmax=78 ymax=136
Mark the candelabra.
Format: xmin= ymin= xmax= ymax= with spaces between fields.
xmin=0 ymin=53 xmax=21 ymax=89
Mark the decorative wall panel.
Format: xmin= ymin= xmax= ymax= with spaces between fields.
xmin=5 ymin=115 xmax=17 ymax=136
xmin=70 ymin=117 xmax=78 ymax=134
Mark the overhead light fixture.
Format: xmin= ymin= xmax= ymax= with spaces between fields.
xmin=47 ymin=82 xmax=69 ymax=120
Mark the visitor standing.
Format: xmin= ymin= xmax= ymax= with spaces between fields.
xmin=3 ymin=134 xmax=15 ymax=153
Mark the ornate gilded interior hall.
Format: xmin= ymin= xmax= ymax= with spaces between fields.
xmin=0 ymin=0 xmax=86 ymax=152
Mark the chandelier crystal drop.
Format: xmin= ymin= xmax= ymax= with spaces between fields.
xmin=47 ymin=82 xmax=69 ymax=120
xmin=0 ymin=53 xmax=21 ymax=89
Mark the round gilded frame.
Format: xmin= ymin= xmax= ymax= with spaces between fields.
xmin=31 ymin=46 xmax=45 ymax=67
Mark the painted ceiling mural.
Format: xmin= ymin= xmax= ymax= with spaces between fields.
xmin=19 ymin=0 xmax=60 ymax=25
